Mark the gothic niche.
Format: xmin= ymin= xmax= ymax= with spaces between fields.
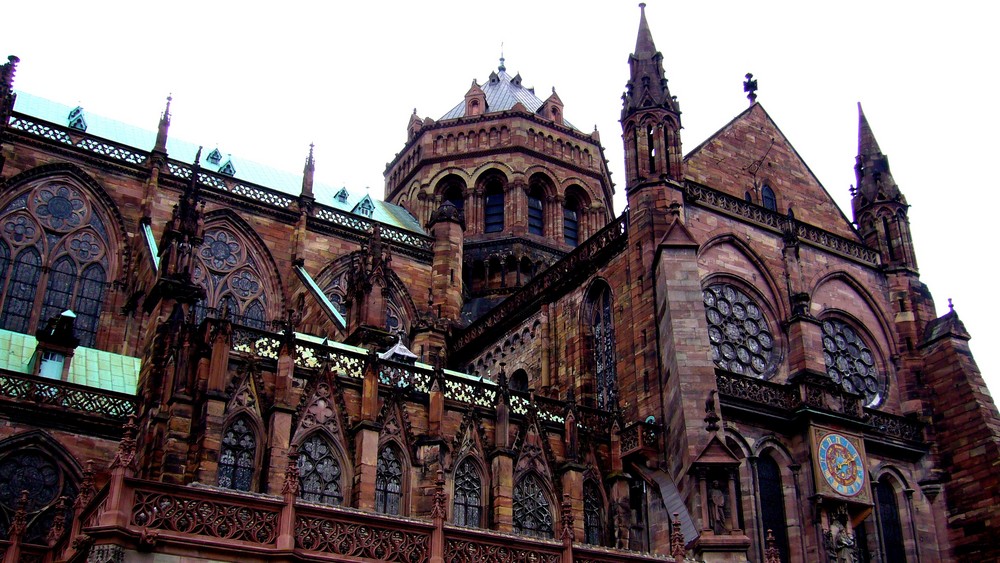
xmin=821 ymin=318 xmax=882 ymax=406
xmin=703 ymin=283 xmax=777 ymax=378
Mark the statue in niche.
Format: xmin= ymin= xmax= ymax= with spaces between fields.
xmin=709 ymin=480 xmax=728 ymax=534
xmin=824 ymin=510 xmax=856 ymax=563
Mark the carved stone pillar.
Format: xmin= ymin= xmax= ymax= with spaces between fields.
xmin=490 ymin=449 xmax=515 ymax=532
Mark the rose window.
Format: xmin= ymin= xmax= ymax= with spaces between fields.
xmin=822 ymin=319 xmax=882 ymax=406
xmin=33 ymin=184 xmax=86 ymax=231
xmin=3 ymin=215 xmax=36 ymax=244
xmin=703 ymin=283 xmax=777 ymax=378
xmin=69 ymin=232 xmax=103 ymax=262
xmin=201 ymin=230 xmax=242 ymax=271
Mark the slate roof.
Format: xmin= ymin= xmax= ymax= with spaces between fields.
xmin=0 ymin=329 xmax=140 ymax=394
xmin=439 ymin=65 xmax=577 ymax=131
xmin=12 ymin=92 xmax=424 ymax=235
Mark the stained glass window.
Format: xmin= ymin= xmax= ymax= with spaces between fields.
xmin=528 ymin=188 xmax=544 ymax=236
xmin=703 ymin=283 xmax=777 ymax=378
xmin=513 ymin=475 xmax=553 ymax=538
xmin=563 ymin=204 xmax=579 ymax=247
xmin=74 ymin=264 xmax=105 ymax=347
xmin=484 ymin=183 xmax=504 ymax=233
xmin=375 ymin=446 xmax=403 ymax=515
xmin=584 ymin=481 xmax=604 ymax=545
xmin=0 ymin=450 xmax=76 ymax=545
xmin=453 ymin=459 xmax=482 ymax=527
xmin=761 ymin=185 xmax=777 ymax=211
xmin=876 ymin=478 xmax=906 ymax=562
xmin=192 ymin=227 xmax=271 ymax=329
xmin=218 ymin=416 xmax=256 ymax=492
xmin=1 ymin=249 xmax=41 ymax=334
xmin=821 ymin=318 xmax=882 ymax=406
xmin=591 ymin=285 xmax=618 ymax=410
xmin=758 ymin=455 xmax=789 ymax=563
xmin=298 ymin=434 xmax=343 ymax=506
xmin=40 ymin=256 xmax=76 ymax=327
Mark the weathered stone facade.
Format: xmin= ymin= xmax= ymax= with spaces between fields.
xmin=0 ymin=6 xmax=997 ymax=563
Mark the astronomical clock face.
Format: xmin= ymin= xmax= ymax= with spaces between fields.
xmin=817 ymin=432 xmax=865 ymax=497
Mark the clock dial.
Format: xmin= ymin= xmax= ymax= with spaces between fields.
xmin=817 ymin=433 xmax=865 ymax=497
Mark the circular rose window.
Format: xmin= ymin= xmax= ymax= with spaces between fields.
xmin=703 ymin=283 xmax=777 ymax=378
xmin=822 ymin=318 xmax=882 ymax=406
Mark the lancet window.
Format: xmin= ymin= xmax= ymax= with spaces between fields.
xmin=512 ymin=475 xmax=553 ymax=539
xmin=876 ymin=477 xmax=906 ymax=562
xmin=703 ymin=283 xmax=777 ymax=379
xmin=0 ymin=449 xmax=76 ymax=544
xmin=452 ymin=459 xmax=483 ymax=527
xmin=375 ymin=445 xmax=404 ymax=515
xmin=528 ymin=187 xmax=545 ymax=236
xmin=563 ymin=199 xmax=580 ymax=247
xmin=584 ymin=481 xmax=604 ymax=545
xmin=758 ymin=454 xmax=789 ymax=563
xmin=484 ymin=178 xmax=505 ymax=233
xmin=217 ymin=415 xmax=256 ymax=492
xmin=0 ymin=179 xmax=113 ymax=347
xmin=298 ymin=433 xmax=343 ymax=506
xmin=761 ymin=185 xmax=777 ymax=212
xmin=192 ymin=226 xmax=270 ymax=330
xmin=589 ymin=284 xmax=618 ymax=410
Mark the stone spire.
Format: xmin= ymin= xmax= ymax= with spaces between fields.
xmin=301 ymin=143 xmax=315 ymax=199
xmin=853 ymin=102 xmax=903 ymax=207
xmin=622 ymin=3 xmax=678 ymax=120
xmin=153 ymin=95 xmax=172 ymax=155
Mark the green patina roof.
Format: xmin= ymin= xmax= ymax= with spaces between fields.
xmin=12 ymin=92 xmax=425 ymax=234
xmin=0 ymin=329 xmax=139 ymax=395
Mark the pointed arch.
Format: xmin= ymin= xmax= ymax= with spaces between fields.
xmin=583 ymin=478 xmax=606 ymax=545
xmin=193 ymin=210 xmax=286 ymax=329
xmin=699 ymin=233 xmax=787 ymax=320
xmin=452 ymin=456 xmax=485 ymax=527
xmin=513 ymin=472 xmax=555 ymax=539
xmin=0 ymin=167 xmax=127 ymax=347
xmin=752 ymin=438 xmax=802 ymax=563
xmin=375 ymin=442 xmax=407 ymax=516
xmin=0 ymin=431 xmax=82 ymax=545
xmin=872 ymin=469 xmax=909 ymax=563
xmin=297 ymin=431 xmax=347 ymax=506
xmin=582 ymin=279 xmax=617 ymax=409
xmin=217 ymin=370 xmax=265 ymax=492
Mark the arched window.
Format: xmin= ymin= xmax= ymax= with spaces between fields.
xmin=298 ymin=433 xmax=343 ymax=506
xmin=509 ymin=369 xmax=529 ymax=393
xmin=513 ymin=475 xmax=553 ymax=538
xmin=744 ymin=191 xmax=753 ymax=203
xmin=484 ymin=179 xmax=504 ymax=233
xmin=0 ymin=179 xmax=116 ymax=348
xmin=528 ymin=187 xmax=545 ymax=236
xmin=2 ymin=248 xmax=42 ymax=334
xmin=584 ymin=481 xmax=604 ymax=545
xmin=882 ymin=216 xmax=896 ymax=261
xmin=761 ymin=185 xmax=777 ymax=211
xmin=589 ymin=284 xmax=617 ymax=410
xmin=453 ymin=458 xmax=483 ymax=527
xmin=0 ymin=448 xmax=76 ymax=544
xmin=646 ymin=124 xmax=656 ymax=174
xmin=757 ymin=454 xmax=789 ymax=563
xmin=441 ymin=178 xmax=465 ymax=212
xmin=375 ymin=445 xmax=404 ymax=515
xmin=218 ymin=415 xmax=256 ymax=492
xmin=192 ymin=226 xmax=273 ymax=329
xmin=563 ymin=198 xmax=580 ymax=247
xmin=876 ymin=477 xmax=906 ymax=562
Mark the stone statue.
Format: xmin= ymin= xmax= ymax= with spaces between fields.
xmin=825 ymin=517 xmax=856 ymax=563
xmin=709 ymin=480 xmax=728 ymax=534
xmin=614 ymin=498 xmax=631 ymax=550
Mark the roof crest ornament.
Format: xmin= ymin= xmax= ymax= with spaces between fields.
xmin=499 ymin=42 xmax=505 ymax=72
xmin=744 ymin=73 xmax=758 ymax=104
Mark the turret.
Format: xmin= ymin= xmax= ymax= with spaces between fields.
xmin=621 ymin=3 xmax=682 ymax=191
xmin=851 ymin=103 xmax=917 ymax=272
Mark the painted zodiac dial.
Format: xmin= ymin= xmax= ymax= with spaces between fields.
xmin=817 ymin=433 xmax=865 ymax=497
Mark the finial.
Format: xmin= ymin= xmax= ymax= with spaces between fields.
xmin=307 ymin=142 xmax=315 ymax=165
xmin=193 ymin=146 xmax=203 ymax=166
xmin=744 ymin=73 xmax=758 ymax=104
xmin=948 ymin=298 xmax=954 ymax=312
xmin=639 ymin=2 xmax=646 ymax=12
xmin=499 ymin=42 xmax=506 ymax=72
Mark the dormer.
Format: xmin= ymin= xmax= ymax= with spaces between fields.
xmin=353 ymin=195 xmax=375 ymax=218
xmin=464 ymin=80 xmax=487 ymax=117
xmin=33 ymin=310 xmax=80 ymax=380
xmin=541 ymin=89 xmax=564 ymax=125
xmin=67 ymin=106 xmax=87 ymax=131
xmin=206 ymin=147 xmax=223 ymax=165
xmin=407 ymin=109 xmax=424 ymax=140
xmin=219 ymin=157 xmax=236 ymax=176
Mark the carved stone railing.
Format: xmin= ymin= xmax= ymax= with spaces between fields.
xmin=314 ymin=203 xmax=434 ymax=254
xmin=684 ymin=181 xmax=879 ymax=266
xmin=621 ymin=420 xmax=660 ymax=458
xmin=444 ymin=524 xmax=562 ymax=563
xmin=574 ymin=544 xmax=676 ymax=562
xmin=130 ymin=485 xmax=281 ymax=545
xmin=0 ymin=371 xmax=136 ymax=420
xmin=715 ymin=372 xmax=800 ymax=411
xmin=717 ymin=371 xmax=925 ymax=444
xmin=296 ymin=504 xmax=432 ymax=562
xmin=455 ymin=210 xmax=629 ymax=355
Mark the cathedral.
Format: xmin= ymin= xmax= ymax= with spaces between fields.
xmin=0 ymin=5 xmax=997 ymax=562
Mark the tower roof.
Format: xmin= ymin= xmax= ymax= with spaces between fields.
xmin=440 ymin=61 xmax=578 ymax=130
xmin=854 ymin=102 xmax=904 ymax=206
xmin=622 ymin=3 xmax=678 ymax=119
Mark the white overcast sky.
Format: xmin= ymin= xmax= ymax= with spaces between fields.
xmin=4 ymin=1 xmax=999 ymax=397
